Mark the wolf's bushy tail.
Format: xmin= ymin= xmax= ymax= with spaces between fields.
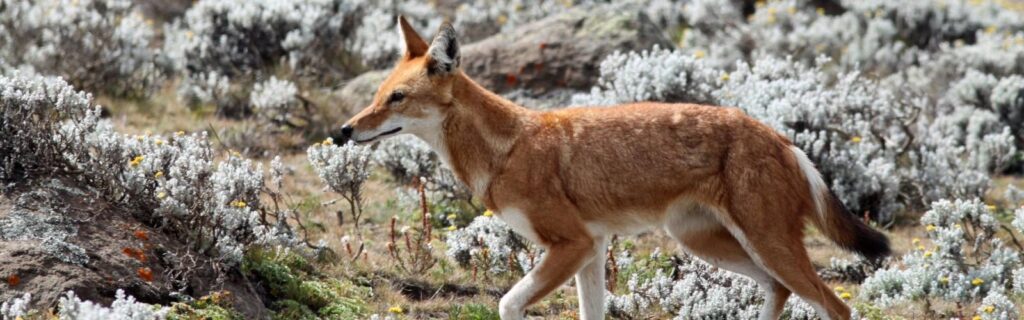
xmin=789 ymin=146 xmax=891 ymax=260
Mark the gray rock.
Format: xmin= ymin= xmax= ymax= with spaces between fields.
xmin=333 ymin=70 xmax=389 ymax=117
xmin=460 ymin=4 xmax=674 ymax=96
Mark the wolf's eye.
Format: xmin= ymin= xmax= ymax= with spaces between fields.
xmin=387 ymin=91 xmax=405 ymax=105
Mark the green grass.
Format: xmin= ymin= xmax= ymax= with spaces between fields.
xmin=447 ymin=304 xmax=500 ymax=320
xmin=166 ymin=291 xmax=245 ymax=320
xmin=242 ymin=247 xmax=370 ymax=319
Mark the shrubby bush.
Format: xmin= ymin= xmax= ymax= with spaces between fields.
xmin=681 ymin=0 xmax=1024 ymax=73
xmin=59 ymin=289 xmax=169 ymax=320
xmin=372 ymin=136 xmax=475 ymax=212
xmin=0 ymin=0 xmax=163 ymax=97
xmin=445 ymin=215 xmax=536 ymax=275
xmin=2 ymin=290 xmax=169 ymax=320
xmin=0 ymin=293 xmax=32 ymax=319
xmin=605 ymin=247 xmax=825 ymax=319
xmin=860 ymin=199 xmax=1021 ymax=314
xmin=1 ymin=72 xmax=314 ymax=296
xmin=308 ymin=138 xmax=372 ymax=227
xmin=164 ymin=0 xmax=439 ymax=114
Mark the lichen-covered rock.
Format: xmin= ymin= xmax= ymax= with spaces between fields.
xmin=0 ymin=178 xmax=270 ymax=319
xmin=460 ymin=3 xmax=673 ymax=97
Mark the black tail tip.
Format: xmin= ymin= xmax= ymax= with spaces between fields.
xmin=852 ymin=227 xmax=891 ymax=260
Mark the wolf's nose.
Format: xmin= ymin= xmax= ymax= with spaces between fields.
xmin=329 ymin=125 xmax=354 ymax=144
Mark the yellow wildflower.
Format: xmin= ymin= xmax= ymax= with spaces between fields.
xmin=972 ymin=316 xmax=982 ymax=320
xmin=231 ymin=200 xmax=247 ymax=208
xmin=154 ymin=139 xmax=164 ymax=146
xmin=985 ymin=26 xmax=998 ymax=34
xmin=816 ymin=8 xmax=825 ymax=15
xmin=483 ymin=210 xmax=494 ymax=217
xmin=850 ymin=136 xmax=862 ymax=143
xmin=157 ymin=192 xmax=166 ymax=199
xmin=388 ymin=306 xmax=404 ymax=314
xmin=926 ymin=224 xmax=936 ymax=232
xmin=447 ymin=225 xmax=457 ymax=231
xmin=174 ymin=131 xmax=185 ymax=137
xmin=154 ymin=171 xmax=164 ymax=179
xmin=984 ymin=305 xmax=995 ymax=313
xmin=917 ymin=245 xmax=925 ymax=251
xmin=940 ymin=276 xmax=949 ymax=284
xmin=129 ymin=156 xmax=144 ymax=167
xmin=447 ymin=214 xmax=458 ymax=220
xmin=834 ymin=286 xmax=845 ymax=292
xmin=924 ymin=250 xmax=933 ymax=258
xmin=497 ymin=14 xmax=508 ymax=26
xmin=693 ymin=50 xmax=706 ymax=59
xmin=322 ymin=138 xmax=334 ymax=146
xmin=720 ymin=73 xmax=730 ymax=82
xmin=972 ymin=278 xmax=984 ymax=286
xmin=839 ymin=292 xmax=852 ymax=300
xmin=912 ymin=238 xmax=920 ymax=245
xmin=986 ymin=205 xmax=996 ymax=211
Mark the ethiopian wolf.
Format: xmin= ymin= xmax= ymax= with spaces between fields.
xmin=338 ymin=16 xmax=890 ymax=320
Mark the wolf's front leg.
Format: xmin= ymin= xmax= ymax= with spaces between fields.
xmin=498 ymin=238 xmax=598 ymax=320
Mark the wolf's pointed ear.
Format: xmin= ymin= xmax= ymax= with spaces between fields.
xmin=398 ymin=15 xmax=428 ymax=58
xmin=427 ymin=22 xmax=460 ymax=75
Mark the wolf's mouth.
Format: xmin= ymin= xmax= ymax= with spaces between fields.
xmin=356 ymin=127 xmax=402 ymax=143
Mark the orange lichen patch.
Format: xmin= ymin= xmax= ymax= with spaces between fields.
xmin=506 ymin=74 xmax=517 ymax=86
xmin=7 ymin=275 xmax=19 ymax=287
xmin=539 ymin=42 xmax=547 ymax=50
xmin=122 ymin=247 xmax=147 ymax=262
xmin=137 ymin=267 xmax=153 ymax=282
xmin=133 ymin=230 xmax=149 ymax=241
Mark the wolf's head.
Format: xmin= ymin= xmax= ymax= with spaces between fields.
xmin=338 ymin=16 xmax=462 ymax=144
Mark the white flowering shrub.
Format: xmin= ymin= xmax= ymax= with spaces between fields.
xmin=0 ymin=0 xmax=162 ymax=97
xmin=308 ymin=138 xmax=372 ymax=227
xmin=1 ymin=293 xmax=31 ymax=319
xmin=250 ymin=77 xmax=300 ymax=125
xmin=860 ymin=199 xmax=1020 ymax=311
xmin=444 ymin=215 xmax=535 ymax=275
xmin=58 ymin=289 xmax=168 ymax=320
xmin=373 ymin=136 xmax=477 ymax=216
xmin=571 ymin=46 xmax=723 ymax=107
xmin=164 ymin=0 xmax=440 ymax=113
xmin=605 ymin=248 xmax=828 ymax=320
xmin=0 ymin=72 xmax=95 ymax=183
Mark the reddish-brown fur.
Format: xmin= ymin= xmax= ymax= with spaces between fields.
xmin=341 ymin=17 xmax=888 ymax=320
